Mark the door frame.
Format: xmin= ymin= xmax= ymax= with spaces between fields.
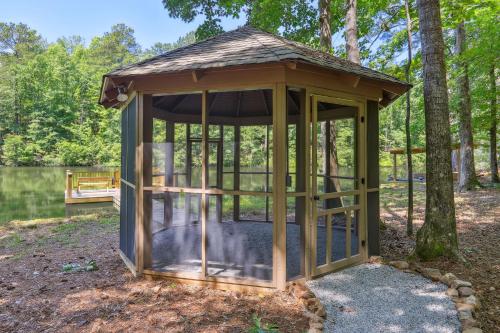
xmin=308 ymin=93 xmax=368 ymax=278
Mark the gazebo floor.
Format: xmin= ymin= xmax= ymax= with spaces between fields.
xmin=151 ymin=220 xmax=358 ymax=281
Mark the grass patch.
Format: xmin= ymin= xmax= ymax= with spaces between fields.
xmin=0 ymin=232 xmax=24 ymax=249
xmin=52 ymin=222 xmax=80 ymax=234
xmin=5 ymin=212 xmax=119 ymax=231
xmin=380 ymin=183 xmax=426 ymax=209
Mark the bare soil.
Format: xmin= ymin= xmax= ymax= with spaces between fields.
xmin=0 ymin=215 xmax=308 ymax=333
xmin=380 ymin=180 xmax=500 ymax=333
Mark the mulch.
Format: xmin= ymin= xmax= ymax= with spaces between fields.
xmin=0 ymin=217 xmax=308 ymax=333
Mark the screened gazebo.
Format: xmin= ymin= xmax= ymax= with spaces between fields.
xmin=99 ymin=26 xmax=410 ymax=292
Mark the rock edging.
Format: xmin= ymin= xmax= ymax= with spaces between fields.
xmin=286 ymin=282 xmax=327 ymax=333
xmin=385 ymin=258 xmax=482 ymax=333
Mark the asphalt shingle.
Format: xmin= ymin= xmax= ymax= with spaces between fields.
xmin=105 ymin=26 xmax=408 ymax=88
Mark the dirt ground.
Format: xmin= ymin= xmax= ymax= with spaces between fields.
xmin=0 ymin=215 xmax=308 ymax=333
xmin=380 ymin=179 xmax=500 ymax=333
xmin=1 ymin=181 xmax=498 ymax=332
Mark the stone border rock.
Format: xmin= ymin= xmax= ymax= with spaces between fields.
xmin=383 ymin=257 xmax=482 ymax=333
xmin=286 ymin=281 xmax=327 ymax=333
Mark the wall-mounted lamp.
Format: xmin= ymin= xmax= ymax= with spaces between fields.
xmin=116 ymin=86 xmax=128 ymax=102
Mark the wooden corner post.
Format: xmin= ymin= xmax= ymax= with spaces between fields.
xmin=135 ymin=92 xmax=153 ymax=275
xmin=273 ymin=83 xmax=287 ymax=290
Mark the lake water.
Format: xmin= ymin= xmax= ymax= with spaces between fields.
xmin=0 ymin=167 xmax=117 ymax=225
xmin=0 ymin=166 xmax=404 ymax=225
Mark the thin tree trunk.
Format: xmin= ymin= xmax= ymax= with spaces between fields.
xmin=319 ymin=0 xmax=330 ymax=195
xmin=455 ymin=21 xmax=479 ymax=191
xmin=319 ymin=0 xmax=332 ymax=52
xmin=415 ymin=0 xmax=458 ymax=260
xmin=490 ymin=64 xmax=500 ymax=183
xmin=319 ymin=0 xmax=341 ymax=199
xmin=405 ymin=0 xmax=413 ymax=236
xmin=345 ymin=0 xmax=360 ymax=64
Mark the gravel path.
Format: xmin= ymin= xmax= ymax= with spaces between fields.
xmin=307 ymin=264 xmax=460 ymax=333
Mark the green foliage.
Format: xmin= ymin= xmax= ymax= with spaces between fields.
xmin=1 ymin=134 xmax=38 ymax=166
xmin=249 ymin=314 xmax=279 ymax=333
xmin=0 ymin=22 xmax=195 ymax=166
xmin=1 ymin=1 xmax=497 ymax=169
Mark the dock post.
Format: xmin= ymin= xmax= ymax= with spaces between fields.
xmin=392 ymin=153 xmax=397 ymax=181
xmin=113 ymin=169 xmax=120 ymax=188
xmin=66 ymin=170 xmax=73 ymax=199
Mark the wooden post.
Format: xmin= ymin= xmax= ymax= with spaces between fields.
xmin=233 ymin=125 xmax=241 ymax=221
xmin=325 ymin=120 xmax=331 ymax=196
xmin=164 ymin=121 xmax=174 ymax=227
xmin=311 ymin=95 xmax=319 ymax=277
xmin=135 ymin=93 xmax=153 ymax=274
xmin=392 ymin=153 xmax=397 ymax=181
xmin=185 ymin=125 xmax=192 ymax=224
xmin=201 ymin=90 xmax=208 ymax=277
xmin=273 ymin=83 xmax=287 ymax=290
xmin=265 ymin=125 xmax=270 ymax=221
xmin=113 ymin=169 xmax=120 ymax=188
xmin=66 ymin=170 xmax=73 ymax=199
xmin=216 ymin=125 xmax=223 ymax=223
xmin=295 ymin=89 xmax=307 ymax=277
xmin=304 ymin=89 xmax=311 ymax=280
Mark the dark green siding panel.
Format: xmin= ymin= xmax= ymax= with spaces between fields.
xmin=120 ymin=97 xmax=137 ymax=264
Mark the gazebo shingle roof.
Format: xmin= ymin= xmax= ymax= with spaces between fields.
xmin=105 ymin=26 xmax=408 ymax=87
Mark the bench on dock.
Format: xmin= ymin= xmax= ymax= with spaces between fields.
xmin=77 ymin=177 xmax=112 ymax=192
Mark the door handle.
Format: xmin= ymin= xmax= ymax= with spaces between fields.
xmin=313 ymin=195 xmax=320 ymax=201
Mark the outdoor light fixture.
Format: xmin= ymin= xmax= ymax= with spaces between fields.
xmin=116 ymin=86 xmax=128 ymax=102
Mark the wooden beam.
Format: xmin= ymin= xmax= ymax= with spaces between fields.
xmin=110 ymin=64 xmax=285 ymax=96
xmin=286 ymin=62 xmax=297 ymax=70
xmin=153 ymin=107 xmax=274 ymax=126
xmin=341 ymin=74 xmax=361 ymax=88
xmin=285 ymin=63 xmax=383 ymax=101
xmin=352 ymin=76 xmax=361 ymax=88
xmin=191 ymin=70 xmax=204 ymax=83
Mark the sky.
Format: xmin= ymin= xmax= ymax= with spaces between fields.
xmin=1 ymin=0 xmax=246 ymax=49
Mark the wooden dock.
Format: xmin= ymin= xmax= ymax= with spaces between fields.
xmin=65 ymin=189 xmax=119 ymax=204
xmin=65 ymin=169 xmax=121 ymax=205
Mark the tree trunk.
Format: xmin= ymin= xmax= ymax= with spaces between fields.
xmin=345 ymin=0 xmax=360 ymax=64
xmin=415 ymin=0 xmax=458 ymax=260
xmin=405 ymin=0 xmax=413 ymax=236
xmin=489 ymin=64 xmax=499 ymax=183
xmin=319 ymin=0 xmax=332 ymax=52
xmin=455 ymin=21 xmax=479 ymax=191
xmin=318 ymin=0 xmax=342 ymax=198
